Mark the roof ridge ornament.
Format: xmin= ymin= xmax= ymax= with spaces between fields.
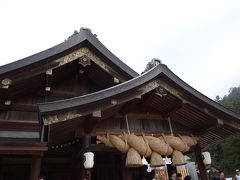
xmin=80 ymin=27 xmax=92 ymax=33
xmin=66 ymin=28 xmax=92 ymax=40
xmin=66 ymin=30 xmax=79 ymax=40
xmin=142 ymin=58 xmax=162 ymax=73
xmin=152 ymin=58 xmax=162 ymax=65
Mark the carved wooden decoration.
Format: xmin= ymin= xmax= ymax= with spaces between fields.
xmin=114 ymin=77 xmax=120 ymax=83
xmin=4 ymin=100 xmax=11 ymax=105
xmin=43 ymin=111 xmax=82 ymax=125
xmin=2 ymin=47 xmax=128 ymax=88
xmin=139 ymin=80 xmax=161 ymax=93
xmin=46 ymin=69 xmax=53 ymax=75
xmin=155 ymin=86 xmax=167 ymax=97
xmin=78 ymin=55 xmax=91 ymax=67
xmin=1 ymin=78 xmax=11 ymax=88
xmin=54 ymin=47 xmax=126 ymax=82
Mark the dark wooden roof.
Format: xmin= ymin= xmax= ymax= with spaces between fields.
xmin=1 ymin=27 xmax=239 ymax=149
xmin=38 ymin=64 xmax=240 ymax=121
xmin=38 ymin=64 xmax=240 ymax=148
xmin=0 ymin=28 xmax=138 ymax=78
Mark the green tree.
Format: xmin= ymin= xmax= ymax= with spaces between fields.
xmin=207 ymin=86 xmax=240 ymax=176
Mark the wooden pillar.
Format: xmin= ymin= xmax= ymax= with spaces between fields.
xmin=122 ymin=168 xmax=132 ymax=180
xmin=81 ymin=136 xmax=91 ymax=180
xmin=195 ymin=143 xmax=209 ymax=180
xmin=29 ymin=155 xmax=42 ymax=180
xmin=72 ymin=147 xmax=81 ymax=180
xmin=121 ymin=154 xmax=132 ymax=180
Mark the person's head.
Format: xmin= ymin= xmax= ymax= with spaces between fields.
xmin=176 ymin=173 xmax=182 ymax=180
xmin=170 ymin=172 xmax=177 ymax=178
xmin=184 ymin=175 xmax=192 ymax=180
xmin=218 ymin=171 xmax=224 ymax=179
xmin=236 ymin=169 xmax=240 ymax=175
xmin=39 ymin=176 xmax=45 ymax=180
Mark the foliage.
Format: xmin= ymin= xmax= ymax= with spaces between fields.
xmin=207 ymin=86 xmax=240 ymax=176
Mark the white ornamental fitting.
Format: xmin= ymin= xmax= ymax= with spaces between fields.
xmin=202 ymin=152 xmax=211 ymax=165
xmin=83 ymin=152 xmax=94 ymax=169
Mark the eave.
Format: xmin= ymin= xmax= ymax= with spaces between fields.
xmin=38 ymin=64 xmax=240 ymax=123
xmin=38 ymin=64 xmax=240 ymax=148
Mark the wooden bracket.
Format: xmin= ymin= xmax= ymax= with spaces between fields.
xmin=157 ymin=79 xmax=239 ymax=130
xmin=84 ymin=111 xmax=102 ymax=133
xmin=79 ymin=55 xmax=91 ymax=67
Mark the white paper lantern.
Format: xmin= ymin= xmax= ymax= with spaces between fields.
xmin=202 ymin=152 xmax=211 ymax=165
xmin=83 ymin=152 xmax=94 ymax=169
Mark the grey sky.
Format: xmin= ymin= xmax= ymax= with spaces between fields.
xmin=0 ymin=0 xmax=239 ymax=99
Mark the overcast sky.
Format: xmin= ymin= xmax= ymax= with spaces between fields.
xmin=0 ymin=0 xmax=239 ymax=99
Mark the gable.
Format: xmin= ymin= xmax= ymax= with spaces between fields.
xmin=0 ymin=44 xmax=136 ymax=106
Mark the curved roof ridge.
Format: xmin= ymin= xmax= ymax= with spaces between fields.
xmin=81 ymin=29 xmax=138 ymax=78
xmin=160 ymin=65 xmax=240 ymax=120
xmin=38 ymin=64 xmax=160 ymax=114
xmin=38 ymin=64 xmax=240 ymax=121
xmin=0 ymin=28 xmax=138 ymax=78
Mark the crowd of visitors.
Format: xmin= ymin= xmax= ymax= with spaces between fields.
xmin=169 ymin=172 xmax=191 ymax=180
xmin=167 ymin=168 xmax=240 ymax=180
xmin=38 ymin=168 xmax=240 ymax=180
xmin=212 ymin=169 xmax=240 ymax=180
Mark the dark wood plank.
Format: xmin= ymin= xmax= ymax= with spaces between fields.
xmin=85 ymin=144 xmax=118 ymax=152
xmin=30 ymin=155 xmax=42 ymax=180
xmin=0 ymin=120 xmax=39 ymax=131
xmin=195 ymin=143 xmax=209 ymax=180
xmin=0 ymin=146 xmax=47 ymax=151
xmin=0 ymin=141 xmax=47 ymax=151
xmin=0 ymin=103 xmax=37 ymax=112
xmin=115 ymin=112 xmax=164 ymax=120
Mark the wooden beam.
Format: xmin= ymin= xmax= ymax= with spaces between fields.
xmin=195 ymin=143 xmax=209 ymax=180
xmin=0 ymin=120 xmax=39 ymax=131
xmin=0 ymin=120 xmax=38 ymax=124
xmin=0 ymin=142 xmax=48 ymax=152
xmin=75 ymin=128 xmax=196 ymax=137
xmin=0 ymin=151 xmax=42 ymax=155
xmin=0 ymin=103 xmax=37 ymax=112
xmin=85 ymin=144 xmax=118 ymax=152
xmin=29 ymin=155 xmax=42 ymax=180
xmin=84 ymin=111 xmax=102 ymax=134
xmin=95 ymin=131 xmax=199 ymax=137
xmin=0 ymin=131 xmax=39 ymax=138
xmin=158 ymin=80 xmax=240 ymax=130
xmin=81 ymin=136 xmax=92 ymax=180
xmin=115 ymin=112 xmax=164 ymax=120
xmin=0 ymin=146 xmax=47 ymax=151
xmin=0 ymin=141 xmax=47 ymax=146
xmin=1 ymin=157 xmax=71 ymax=164
xmin=37 ymin=89 xmax=76 ymax=98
